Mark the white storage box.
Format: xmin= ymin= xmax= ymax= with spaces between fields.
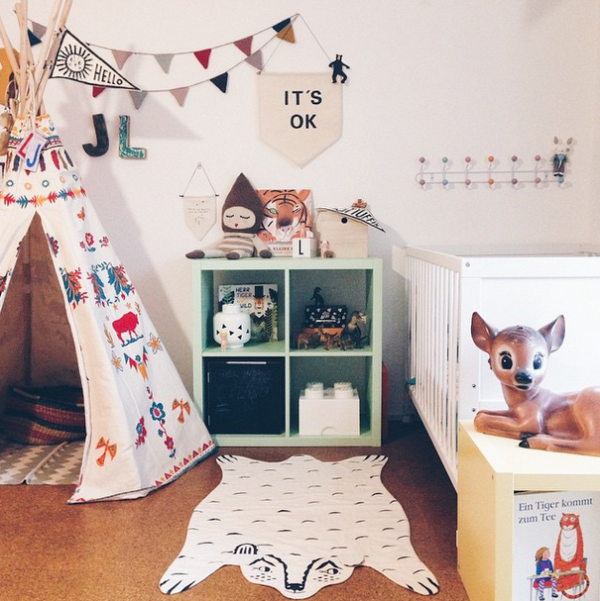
xmin=299 ymin=385 xmax=360 ymax=436
xmin=406 ymin=244 xmax=600 ymax=487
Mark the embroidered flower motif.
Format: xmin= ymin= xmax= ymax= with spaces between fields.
xmin=135 ymin=417 xmax=147 ymax=448
xmin=150 ymin=402 xmax=166 ymax=422
xmin=46 ymin=234 xmax=59 ymax=257
xmin=84 ymin=232 xmax=96 ymax=252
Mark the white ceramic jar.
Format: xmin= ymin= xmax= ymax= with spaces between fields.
xmin=213 ymin=303 xmax=251 ymax=349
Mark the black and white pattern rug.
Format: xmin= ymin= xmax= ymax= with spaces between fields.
xmin=161 ymin=454 xmax=439 ymax=598
xmin=0 ymin=437 xmax=82 ymax=485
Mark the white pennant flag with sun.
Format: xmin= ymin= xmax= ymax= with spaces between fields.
xmin=51 ymin=30 xmax=139 ymax=90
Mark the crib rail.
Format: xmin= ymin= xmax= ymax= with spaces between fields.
xmin=406 ymin=255 xmax=460 ymax=488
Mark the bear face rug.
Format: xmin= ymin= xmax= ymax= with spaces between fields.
xmin=160 ymin=454 xmax=439 ymax=598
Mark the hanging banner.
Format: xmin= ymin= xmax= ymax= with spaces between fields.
xmin=258 ymin=72 xmax=342 ymax=167
xmin=183 ymin=196 xmax=217 ymax=240
xmin=51 ymin=30 xmax=140 ymax=90
xmin=180 ymin=163 xmax=218 ymax=240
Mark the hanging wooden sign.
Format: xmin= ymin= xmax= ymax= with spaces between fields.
xmin=258 ymin=72 xmax=342 ymax=167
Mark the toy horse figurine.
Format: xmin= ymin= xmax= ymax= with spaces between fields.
xmin=470 ymin=312 xmax=600 ymax=456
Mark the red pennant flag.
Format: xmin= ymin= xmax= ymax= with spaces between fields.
xmin=234 ymin=36 xmax=253 ymax=57
xmin=193 ymin=49 xmax=212 ymax=69
xmin=92 ymin=86 xmax=106 ymax=98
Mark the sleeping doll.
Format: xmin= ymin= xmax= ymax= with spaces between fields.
xmin=186 ymin=173 xmax=272 ymax=260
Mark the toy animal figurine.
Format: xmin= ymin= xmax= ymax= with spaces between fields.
xmin=470 ymin=312 xmax=600 ymax=456
xmin=311 ymin=287 xmax=324 ymax=306
xmin=339 ymin=310 xmax=367 ymax=349
xmin=329 ymin=54 xmax=350 ymax=84
xmin=552 ymin=136 xmax=573 ymax=183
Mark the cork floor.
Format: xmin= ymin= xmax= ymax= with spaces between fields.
xmin=0 ymin=422 xmax=469 ymax=601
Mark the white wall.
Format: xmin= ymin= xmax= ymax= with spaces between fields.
xmin=2 ymin=0 xmax=598 ymax=417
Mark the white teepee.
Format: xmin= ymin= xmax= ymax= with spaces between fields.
xmin=0 ymin=1 xmax=214 ymax=502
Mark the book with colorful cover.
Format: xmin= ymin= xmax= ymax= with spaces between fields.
xmin=218 ymin=284 xmax=278 ymax=343
xmin=513 ymin=490 xmax=600 ymax=601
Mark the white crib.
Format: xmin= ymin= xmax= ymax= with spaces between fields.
xmin=405 ymin=245 xmax=600 ymax=488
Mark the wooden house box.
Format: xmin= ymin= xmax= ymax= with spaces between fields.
xmin=316 ymin=201 xmax=384 ymax=258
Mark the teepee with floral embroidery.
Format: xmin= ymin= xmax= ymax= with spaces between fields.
xmin=0 ymin=0 xmax=214 ymax=502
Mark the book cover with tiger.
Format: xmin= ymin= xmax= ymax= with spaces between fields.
xmin=513 ymin=490 xmax=600 ymax=601
xmin=256 ymin=189 xmax=314 ymax=256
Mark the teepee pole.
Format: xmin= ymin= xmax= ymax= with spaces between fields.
xmin=33 ymin=0 xmax=67 ymax=87
xmin=15 ymin=0 xmax=35 ymax=117
xmin=35 ymin=0 xmax=73 ymax=111
xmin=0 ymin=12 xmax=20 ymax=75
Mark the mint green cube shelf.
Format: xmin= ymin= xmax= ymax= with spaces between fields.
xmin=192 ymin=257 xmax=383 ymax=446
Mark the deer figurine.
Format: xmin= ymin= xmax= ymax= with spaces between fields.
xmin=470 ymin=312 xmax=600 ymax=456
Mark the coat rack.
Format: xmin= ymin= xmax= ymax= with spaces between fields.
xmin=416 ymin=146 xmax=571 ymax=190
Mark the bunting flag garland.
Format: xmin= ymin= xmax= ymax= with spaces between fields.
xmin=32 ymin=14 xmax=301 ymax=108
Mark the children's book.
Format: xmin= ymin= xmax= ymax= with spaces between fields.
xmin=513 ymin=490 xmax=600 ymax=601
xmin=218 ymin=284 xmax=278 ymax=343
xmin=255 ymin=189 xmax=314 ymax=256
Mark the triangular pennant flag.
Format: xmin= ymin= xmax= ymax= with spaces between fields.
xmin=276 ymin=23 xmax=295 ymax=43
xmin=155 ymin=53 xmax=175 ymax=74
xmin=129 ymin=90 xmax=148 ymax=110
xmin=210 ymin=72 xmax=228 ymax=94
xmin=31 ymin=22 xmax=47 ymax=40
xmin=112 ymin=49 xmax=133 ymax=70
xmin=193 ymin=49 xmax=212 ymax=69
xmin=234 ymin=36 xmax=253 ymax=57
xmin=51 ymin=30 xmax=140 ymax=90
xmin=27 ymin=29 xmax=42 ymax=46
xmin=170 ymin=87 xmax=190 ymax=107
xmin=245 ymin=50 xmax=264 ymax=71
xmin=273 ymin=18 xmax=291 ymax=33
xmin=92 ymin=86 xmax=106 ymax=98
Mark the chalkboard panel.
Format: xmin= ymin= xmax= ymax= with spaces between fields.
xmin=205 ymin=358 xmax=285 ymax=434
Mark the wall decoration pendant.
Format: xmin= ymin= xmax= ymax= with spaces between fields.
xmin=180 ymin=163 xmax=218 ymax=240
xmin=258 ymin=72 xmax=342 ymax=167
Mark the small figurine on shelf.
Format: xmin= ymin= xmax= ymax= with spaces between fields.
xmin=319 ymin=239 xmax=333 ymax=258
xmin=318 ymin=327 xmax=337 ymax=350
xmin=186 ymin=173 xmax=272 ymax=260
xmin=311 ymin=287 xmax=324 ymax=306
xmin=339 ymin=310 xmax=367 ymax=350
xmin=219 ymin=330 xmax=228 ymax=351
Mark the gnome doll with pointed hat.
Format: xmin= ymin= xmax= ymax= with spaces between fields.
xmin=186 ymin=173 xmax=272 ymax=260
